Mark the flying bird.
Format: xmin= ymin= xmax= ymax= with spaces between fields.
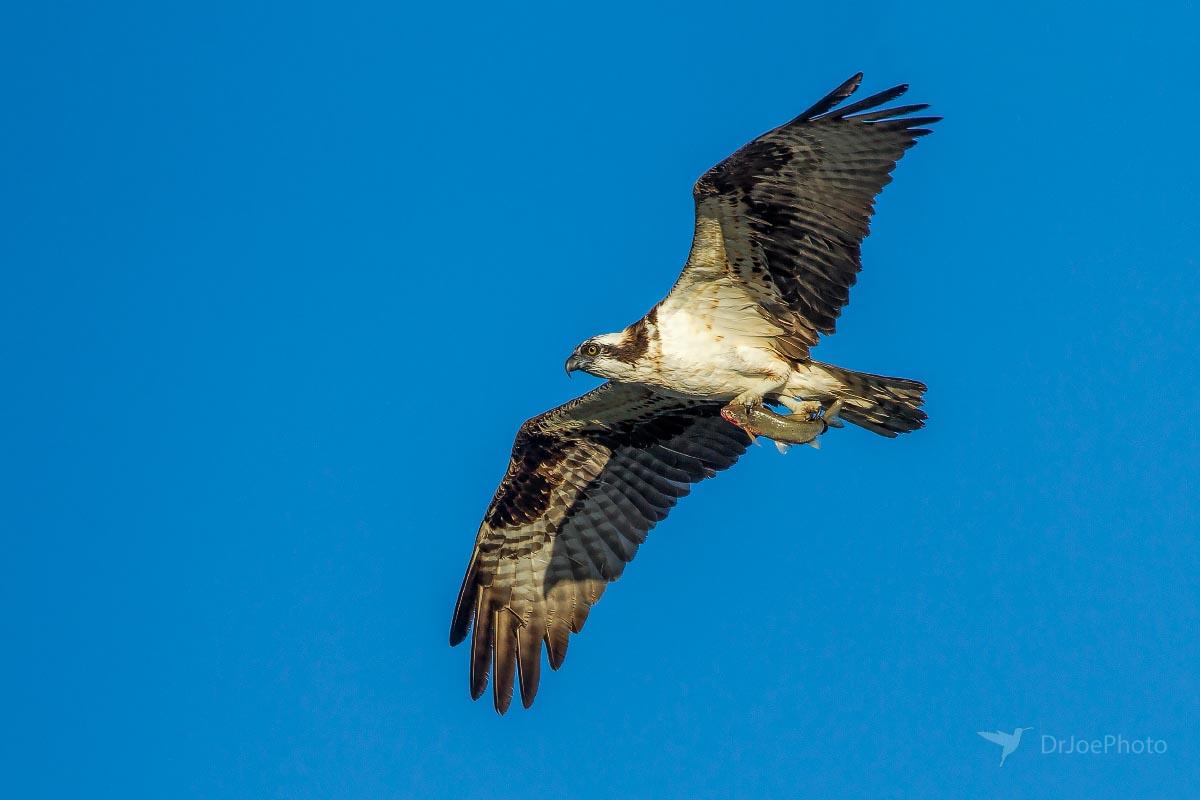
xmin=451 ymin=73 xmax=939 ymax=712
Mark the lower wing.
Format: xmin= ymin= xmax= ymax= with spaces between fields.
xmin=450 ymin=382 xmax=750 ymax=712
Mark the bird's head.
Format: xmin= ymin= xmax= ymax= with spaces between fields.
xmin=565 ymin=331 xmax=639 ymax=381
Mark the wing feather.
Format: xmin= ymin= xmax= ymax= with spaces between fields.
xmin=450 ymin=382 xmax=749 ymax=712
xmin=515 ymin=624 xmax=542 ymax=709
xmin=469 ymin=590 xmax=491 ymax=699
xmin=664 ymin=74 xmax=939 ymax=356
xmin=492 ymin=608 xmax=517 ymax=713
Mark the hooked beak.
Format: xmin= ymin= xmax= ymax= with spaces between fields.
xmin=564 ymin=353 xmax=587 ymax=376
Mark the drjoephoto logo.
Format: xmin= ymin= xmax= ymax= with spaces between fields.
xmin=977 ymin=727 xmax=1034 ymax=766
xmin=1041 ymin=733 xmax=1168 ymax=757
xmin=977 ymin=725 xmax=1168 ymax=766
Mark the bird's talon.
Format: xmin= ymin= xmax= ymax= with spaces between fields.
xmin=823 ymin=400 xmax=845 ymax=428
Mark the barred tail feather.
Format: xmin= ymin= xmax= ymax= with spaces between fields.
xmin=811 ymin=361 xmax=927 ymax=438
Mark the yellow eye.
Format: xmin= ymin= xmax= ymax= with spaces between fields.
xmin=583 ymin=343 xmax=600 ymax=357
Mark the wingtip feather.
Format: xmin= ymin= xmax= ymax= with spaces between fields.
xmin=449 ymin=550 xmax=480 ymax=646
xmin=830 ymin=83 xmax=910 ymax=119
xmin=544 ymin=628 xmax=569 ymax=670
xmin=795 ymin=72 xmax=864 ymax=122
xmin=492 ymin=609 xmax=517 ymax=714
xmin=469 ymin=592 xmax=491 ymax=700
xmin=516 ymin=627 xmax=542 ymax=709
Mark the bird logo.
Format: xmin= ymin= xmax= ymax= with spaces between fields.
xmin=977 ymin=726 xmax=1034 ymax=766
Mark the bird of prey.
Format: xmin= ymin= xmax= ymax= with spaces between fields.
xmin=451 ymin=73 xmax=939 ymax=712
xmin=977 ymin=727 xmax=1034 ymax=766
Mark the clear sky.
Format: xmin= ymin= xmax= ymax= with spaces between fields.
xmin=3 ymin=1 xmax=1198 ymax=798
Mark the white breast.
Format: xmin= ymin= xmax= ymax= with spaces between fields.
xmin=642 ymin=301 xmax=791 ymax=399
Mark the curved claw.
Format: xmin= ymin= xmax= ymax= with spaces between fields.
xmin=823 ymin=399 xmax=845 ymax=429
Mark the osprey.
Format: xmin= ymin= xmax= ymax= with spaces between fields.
xmin=451 ymin=74 xmax=939 ymax=712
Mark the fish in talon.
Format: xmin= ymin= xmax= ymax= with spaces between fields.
xmin=720 ymin=401 xmax=831 ymax=446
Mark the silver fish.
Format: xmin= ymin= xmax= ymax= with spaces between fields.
xmin=720 ymin=399 xmax=843 ymax=449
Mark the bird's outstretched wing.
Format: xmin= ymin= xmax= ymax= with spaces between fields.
xmin=450 ymin=382 xmax=750 ymax=712
xmin=663 ymin=73 xmax=939 ymax=359
xmin=977 ymin=731 xmax=1007 ymax=745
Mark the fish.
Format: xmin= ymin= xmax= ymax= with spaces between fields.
xmin=719 ymin=399 xmax=843 ymax=451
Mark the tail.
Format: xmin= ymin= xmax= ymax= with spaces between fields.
xmin=810 ymin=361 xmax=927 ymax=437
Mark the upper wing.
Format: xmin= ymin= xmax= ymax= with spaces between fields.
xmin=977 ymin=731 xmax=1006 ymax=745
xmin=449 ymin=382 xmax=750 ymax=712
xmin=663 ymin=73 xmax=939 ymax=359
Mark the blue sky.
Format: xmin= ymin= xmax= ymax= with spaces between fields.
xmin=3 ymin=1 xmax=1198 ymax=797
